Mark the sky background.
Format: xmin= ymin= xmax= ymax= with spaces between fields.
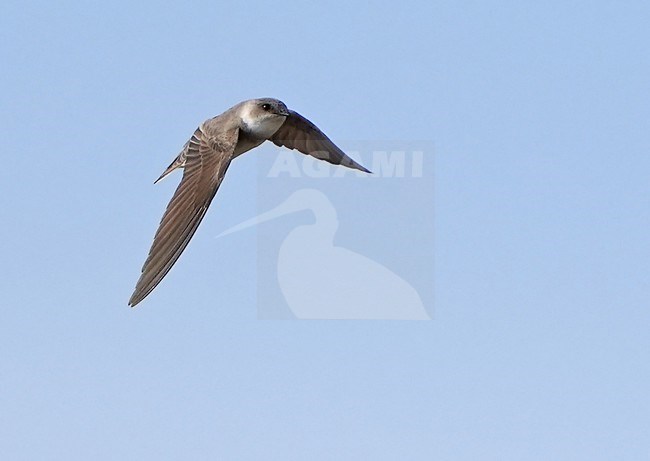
xmin=2 ymin=1 xmax=649 ymax=459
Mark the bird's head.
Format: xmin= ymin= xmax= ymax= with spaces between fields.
xmin=240 ymin=98 xmax=290 ymax=138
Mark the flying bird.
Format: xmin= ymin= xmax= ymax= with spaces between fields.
xmin=128 ymin=98 xmax=370 ymax=307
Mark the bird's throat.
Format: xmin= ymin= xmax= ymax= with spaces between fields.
xmin=241 ymin=113 xmax=286 ymax=139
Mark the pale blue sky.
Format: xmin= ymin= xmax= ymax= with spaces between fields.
xmin=2 ymin=1 xmax=649 ymax=459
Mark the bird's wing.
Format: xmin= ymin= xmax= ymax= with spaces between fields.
xmin=270 ymin=110 xmax=371 ymax=173
xmin=129 ymin=124 xmax=239 ymax=307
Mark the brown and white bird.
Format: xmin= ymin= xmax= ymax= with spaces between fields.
xmin=128 ymin=98 xmax=370 ymax=307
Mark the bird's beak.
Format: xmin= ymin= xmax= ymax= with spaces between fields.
xmin=277 ymin=108 xmax=291 ymax=117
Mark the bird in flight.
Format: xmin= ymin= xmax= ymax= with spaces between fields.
xmin=128 ymin=98 xmax=370 ymax=307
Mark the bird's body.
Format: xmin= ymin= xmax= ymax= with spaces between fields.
xmin=129 ymin=98 xmax=370 ymax=307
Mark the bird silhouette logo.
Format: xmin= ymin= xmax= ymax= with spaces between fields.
xmin=218 ymin=189 xmax=430 ymax=320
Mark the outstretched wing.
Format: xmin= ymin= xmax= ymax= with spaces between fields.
xmin=129 ymin=125 xmax=239 ymax=307
xmin=270 ymin=110 xmax=371 ymax=173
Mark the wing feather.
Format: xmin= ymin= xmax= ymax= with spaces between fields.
xmin=129 ymin=125 xmax=239 ymax=306
xmin=270 ymin=110 xmax=371 ymax=173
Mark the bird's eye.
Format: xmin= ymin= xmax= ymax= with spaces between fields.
xmin=261 ymin=103 xmax=271 ymax=111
